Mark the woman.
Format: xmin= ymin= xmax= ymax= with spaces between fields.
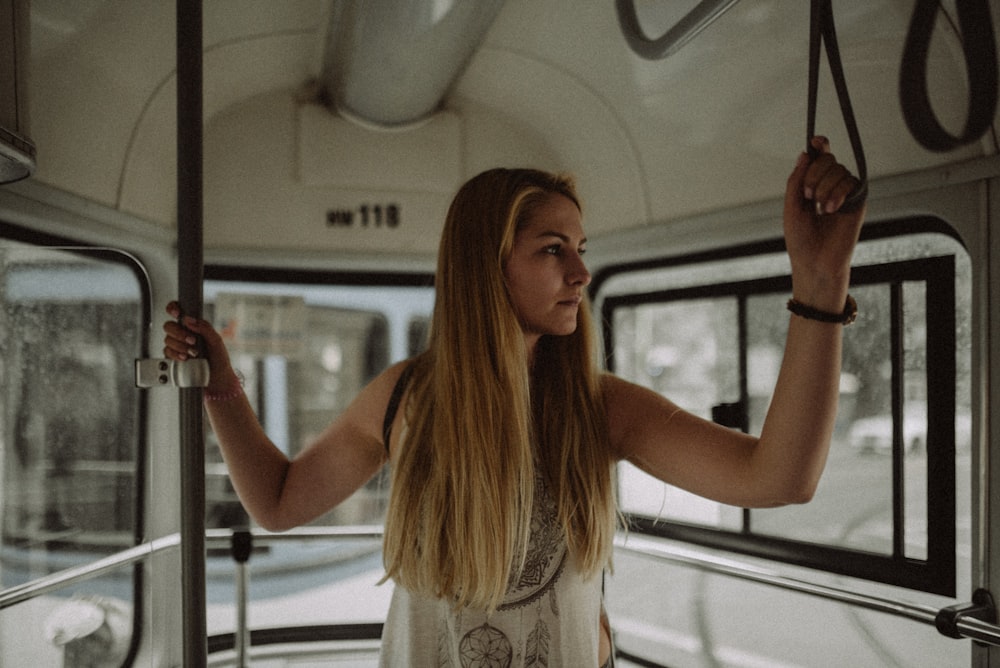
xmin=163 ymin=136 xmax=865 ymax=667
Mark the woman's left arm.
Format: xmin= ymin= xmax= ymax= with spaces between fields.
xmin=608 ymin=137 xmax=865 ymax=508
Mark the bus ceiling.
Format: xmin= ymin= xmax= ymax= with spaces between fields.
xmin=616 ymin=0 xmax=998 ymax=155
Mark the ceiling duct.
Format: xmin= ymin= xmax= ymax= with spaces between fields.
xmin=321 ymin=0 xmax=506 ymax=128
xmin=0 ymin=0 xmax=34 ymax=183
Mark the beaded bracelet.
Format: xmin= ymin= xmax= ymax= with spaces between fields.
xmin=786 ymin=294 xmax=858 ymax=325
xmin=204 ymin=370 xmax=245 ymax=402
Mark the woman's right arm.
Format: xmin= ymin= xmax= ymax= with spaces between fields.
xmin=162 ymin=302 xmax=406 ymax=531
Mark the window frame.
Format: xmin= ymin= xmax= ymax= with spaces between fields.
xmin=594 ymin=218 xmax=961 ymax=597
xmin=0 ymin=221 xmax=151 ymax=666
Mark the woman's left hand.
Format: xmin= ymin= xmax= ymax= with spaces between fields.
xmin=783 ymin=136 xmax=866 ymax=311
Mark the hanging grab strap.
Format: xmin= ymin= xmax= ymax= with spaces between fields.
xmin=900 ymin=0 xmax=998 ymax=152
xmin=807 ymin=0 xmax=868 ymax=212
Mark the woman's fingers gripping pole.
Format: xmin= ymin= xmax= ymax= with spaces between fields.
xmin=162 ymin=302 xmax=227 ymax=366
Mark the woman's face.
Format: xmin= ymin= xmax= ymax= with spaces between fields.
xmin=503 ymin=193 xmax=591 ymax=352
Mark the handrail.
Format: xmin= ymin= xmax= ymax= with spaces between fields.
xmin=615 ymin=534 xmax=1000 ymax=647
xmin=0 ymin=527 xmax=383 ymax=611
xmin=615 ymin=0 xmax=742 ymax=60
xmin=0 ymin=535 xmax=180 ymax=610
xmin=205 ymin=526 xmax=386 ymax=544
xmin=5 ymin=528 xmax=997 ymax=648
xmin=207 ymin=623 xmax=384 ymax=656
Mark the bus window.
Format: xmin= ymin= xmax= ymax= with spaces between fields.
xmin=201 ymin=271 xmax=434 ymax=641
xmin=598 ymin=222 xmax=971 ymax=597
xmin=0 ymin=240 xmax=146 ymax=665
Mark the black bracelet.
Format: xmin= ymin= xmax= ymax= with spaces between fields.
xmin=786 ymin=294 xmax=857 ymax=325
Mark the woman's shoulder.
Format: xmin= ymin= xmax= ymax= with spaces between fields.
xmin=599 ymin=371 xmax=651 ymax=401
xmin=336 ymin=359 xmax=417 ymax=434
xmin=601 ymin=372 xmax=686 ymax=417
xmin=362 ymin=359 xmax=418 ymax=412
xmin=599 ymin=372 xmax=683 ymax=458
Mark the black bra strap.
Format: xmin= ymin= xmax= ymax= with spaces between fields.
xmin=382 ymin=363 xmax=414 ymax=455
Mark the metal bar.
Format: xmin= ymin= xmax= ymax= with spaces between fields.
xmin=208 ymin=624 xmax=384 ymax=656
xmin=615 ymin=650 xmax=669 ymax=668
xmin=205 ymin=525 xmax=386 ymax=543
xmin=615 ymin=534 xmax=1000 ymax=646
xmin=236 ymin=562 xmax=249 ymax=667
xmin=615 ymin=0 xmax=742 ymax=60
xmin=230 ymin=529 xmax=254 ymax=668
xmin=6 ymin=528 xmax=998 ymax=647
xmin=0 ymin=528 xmax=380 ymax=610
xmin=980 ymin=171 xmax=1000 ymax=667
xmin=176 ymin=0 xmax=206 ymax=665
xmin=0 ymin=535 xmax=180 ymax=610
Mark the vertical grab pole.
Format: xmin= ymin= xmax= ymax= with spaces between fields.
xmin=232 ymin=530 xmax=254 ymax=667
xmin=177 ymin=0 xmax=207 ymax=665
xmin=236 ymin=560 xmax=249 ymax=667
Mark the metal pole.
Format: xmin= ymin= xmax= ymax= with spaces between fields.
xmin=177 ymin=0 xmax=207 ymax=665
xmin=232 ymin=530 xmax=253 ymax=667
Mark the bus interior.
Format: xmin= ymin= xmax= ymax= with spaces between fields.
xmin=1 ymin=0 xmax=999 ymax=666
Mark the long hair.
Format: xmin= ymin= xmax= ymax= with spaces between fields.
xmin=381 ymin=168 xmax=616 ymax=611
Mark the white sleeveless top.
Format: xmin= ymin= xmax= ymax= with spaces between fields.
xmin=378 ymin=476 xmax=605 ymax=667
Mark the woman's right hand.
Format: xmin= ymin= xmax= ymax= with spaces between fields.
xmin=162 ymin=301 xmax=239 ymax=393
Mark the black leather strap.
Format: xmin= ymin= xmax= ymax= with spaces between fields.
xmin=900 ymin=0 xmax=997 ymax=152
xmin=807 ymin=0 xmax=868 ymax=213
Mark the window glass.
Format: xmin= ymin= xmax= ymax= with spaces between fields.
xmin=614 ymin=297 xmax=742 ymax=529
xmin=599 ymin=226 xmax=970 ymax=595
xmin=0 ymin=242 xmax=144 ymax=665
xmin=751 ymin=282 xmax=903 ymax=552
xmin=1 ymin=245 xmax=143 ymax=555
xmin=902 ymin=280 xmax=929 ymax=560
xmin=202 ymin=280 xmax=434 ymax=530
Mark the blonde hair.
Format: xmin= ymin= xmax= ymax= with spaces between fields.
xmin=382 ymin=168 xmax=616 ymax=611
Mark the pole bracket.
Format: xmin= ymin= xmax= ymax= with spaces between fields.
xmin=935 ymin=588 xmax=997 ymax=640
xmin=135 ymin=358 xmax=209 ymax=388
